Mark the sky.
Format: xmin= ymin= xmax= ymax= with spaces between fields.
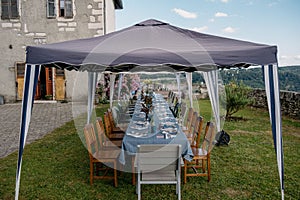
xmin=115 ymin=0 xmax=300 ymax=67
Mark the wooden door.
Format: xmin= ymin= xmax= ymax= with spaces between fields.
xmin=34 ymin=77 xmax=41 ymax=100
xmin=34 ymin=67 xmax=53 ymax=100
xmin=45 ymin=68 xmax=53 ymax=96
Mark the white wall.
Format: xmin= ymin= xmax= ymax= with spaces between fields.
xmin=105 ymin=0 xmax=116 ymax=33
xmin=65 ymin=71 xmax=88 ymax=102
xmin=0 ymin=0 xmax=113 ymax=102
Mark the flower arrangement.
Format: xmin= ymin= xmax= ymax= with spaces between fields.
xmin=141 ymin=95 xmax=153 ymax=121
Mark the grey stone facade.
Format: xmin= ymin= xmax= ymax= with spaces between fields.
xmin=0 ymin=0 xmax=122 ymax=103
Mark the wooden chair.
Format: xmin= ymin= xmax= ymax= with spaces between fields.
xmin=181 ymin=107 xmax=193 ymax=131
xmin=184 ymin=111 xmax=198 ymax=142
xmin=83 ymin=123 xmax=120 ymax=187
xmin=113 ymin=105 xmax=132 ymax=124
xmin=184 ymin=122 xmax=215 ymax=183
xmin=171 ymin=102 xmax=181 ymax=118
xmin=190 ymin=116 xmax=204 ymax=148
xmin=178 ymin=102 xmax=187 ymax=125
xmin=136 ymin=144 xmax=182 ymax=200
xmin=167 ymin=90 xmax=172 ymax=100
xmin=103 ymin=112 xmax=124 ymax=140
xmin=107 ymin=108 xmax=125 ymax=133
xmin=167 ymin=91 xmax=174 ymax=105
xmin=95 ymin=118 xmax=122 ymax=148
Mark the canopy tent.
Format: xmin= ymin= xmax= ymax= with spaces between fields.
xmin=16 ymin=19 xmax=283 ymax=199
xmin=26 ymin=19 xmax=277 ymax=71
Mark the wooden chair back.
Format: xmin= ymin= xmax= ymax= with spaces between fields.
xmin=172 ymin=102 xmax=181 ymax=118
xmin=189 ymin=111 xmax=199 ymax=132
xmin=202 ymin=122 xmax=215 ymax=153
xmin=95 ymin=118 xmax=105 ymax=149
xmin=184 ymin=107 xmax=194 ymax=128
xmin=103 ymin=112 xmax=112 ymax=136
xmin=180 ymin=102 xmax=187 ymax=119
xmin=191 ymin=116 xmax=204 ymax=148
xmin=173 ymin=96 xmax=178 ymax=106
xmin=107 ymin=109 xmax=117 ymax=129
xmin=83 ymin=123 xmax=99 ymax=158
xmin=167 ymin=90 xmax=172 ymax=99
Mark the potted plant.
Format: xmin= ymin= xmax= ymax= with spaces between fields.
xmin=45 ymin=95 xmax=53 ymax=100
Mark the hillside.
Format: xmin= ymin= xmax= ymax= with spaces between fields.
xmin=193 ymin=66 xmax=300 ymax=92
xmin=139 ymin=66 xmax=299 ymax=92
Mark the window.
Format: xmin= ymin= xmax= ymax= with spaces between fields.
xmin=59 ymin=0 xmax=73 ymax=18
xmin=16 ymin=63 xmax=25 ymax=77
xmin=56 ymin=68 xmax=65 ymax=76
xmin=47 ymin=0 xmax=55 ymax=18
xmin=1 ymin=0 xmax=19 ymax=19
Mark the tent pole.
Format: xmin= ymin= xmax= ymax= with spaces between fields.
xmin=263 ymin=64 xmax=284 ymax=200
xmin=109 ymin=74 xmax=116 ymax=109
xmin=176 ymin=73 xmax=181 ymax=103
xmin=87 ymin=72 xmax=97 ymax=124
xmin=117 ymin=73 xmax=123 ymax=101
xmin=15 ymin=64 xmax=40 ymax=200
xmin=186 ymin=72 xmax=193 ymax=108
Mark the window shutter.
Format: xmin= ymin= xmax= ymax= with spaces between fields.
xmin=1 ymin=0 xmax=19 ymax=19
xmin=1 ymin=0 xmax=10 ymax=19
xmin=64 ymin=0 xmax=73 ymax=18
xmin=47 ymin=0 xmax=55 ymax=18
xmin=10 ymin=0 xmax=18 ymax=18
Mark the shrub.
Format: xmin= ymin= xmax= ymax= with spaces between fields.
xmin=225 ymin=81 xmax=252 ymax=118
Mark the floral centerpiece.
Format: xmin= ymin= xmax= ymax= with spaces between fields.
xmin=141 ymin=95 xmax=153 ymax=121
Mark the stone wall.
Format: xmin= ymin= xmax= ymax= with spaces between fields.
xmin=0 ymin=0 xmax=119 ymax=103
xmin=249 ymin=89 xmax=300 ymax=119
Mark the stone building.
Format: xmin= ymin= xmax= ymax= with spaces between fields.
xmin=0 ymin=0 xmax=123 ymax=103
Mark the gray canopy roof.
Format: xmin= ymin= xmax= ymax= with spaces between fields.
xmin=26 ymin=19 xmax=278 ymax=72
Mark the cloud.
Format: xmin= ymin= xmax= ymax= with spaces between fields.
xmin=295 ymin=55 xmax=300 ymax=60
xmin=207 ymin=0 xmax=229 ymax=3
xmin=215 ymin=12 xmax=228 ymax=17
xmin=280 ymin=55 xmax=290 ymax=59
xmin=268 ymin=1 xmax=280 ymax=7
xmin=209 ymin=18 xmax=215 ymax=22
xmin=172 ymin=8 xmax=197 ymax=19
xmin=191 ymin=26 xmax=209 ymax=32
xmin=222 ymin=26 xmax=237 ymax=33
xmin=280 ymin=55 xmax=300 ymax=60
xmin=246 ymin=1 xmax=254 ymax=6
xmin=279 ymin=55 xmax=300 ymax=66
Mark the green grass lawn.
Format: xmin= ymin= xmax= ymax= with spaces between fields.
xmin=1 ymin=100 xmax=299 ymax=199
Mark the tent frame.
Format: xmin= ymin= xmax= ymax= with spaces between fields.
xmin=15 ymin=19 xmax=284 ymax=200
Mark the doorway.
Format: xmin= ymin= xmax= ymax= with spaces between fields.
xmin=35 ymin=67 xmax=53 ymax=100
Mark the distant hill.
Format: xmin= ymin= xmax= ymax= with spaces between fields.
xmin=193 ymin=66 xmax=300 ymax=92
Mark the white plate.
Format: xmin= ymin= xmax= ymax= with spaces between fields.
xmin=162 ymin=127 xmax=177 ymax=133
xmin=130 ymin=125 xmax=148 ymax=130
xmin=127 ymin=131 xmax=147 ymax=137
xmin=165 ymin=121 xmax=175 ymax=126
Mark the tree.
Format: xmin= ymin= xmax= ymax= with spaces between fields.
xmin=225 ymin=80 xmax=252 ymax=119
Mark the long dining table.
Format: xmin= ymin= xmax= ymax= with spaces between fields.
xmin=118 ymin=93 xmax=193 ymax=166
